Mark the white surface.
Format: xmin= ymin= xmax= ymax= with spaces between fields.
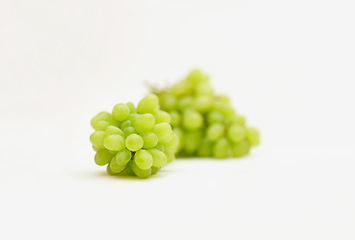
xmin=1 ymin=0 xmax=355 ymax=239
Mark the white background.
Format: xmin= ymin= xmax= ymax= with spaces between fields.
xmin=1 ymin=0 xmax=354 ymax=239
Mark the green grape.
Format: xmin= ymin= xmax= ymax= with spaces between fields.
xmin=137 ymin=94 xmax=159 ymax=113
xmin=228 ymin=124 xmax=246 ymax=143
xmin=245 ymin=127 xmax=260 ymax=146
xmin=128 ymin=113 xmax=139 ymax=126
xmin=115 ymin=148 xmax=132 ymax=165
xmin=90 ymin=131 xmax=106 ymax=148
xmin=197 ymin=140 xmax=212 ymax=157
xmin=182 ymin=110 xmax=203 ymax=130
xmin=134 ymin=149 xmax=153 ymax=170
xmin=125 ymin=161 xmax=135 ymax=176
xmin=131 ymin=160 xmax=151 ymax=178
xmin=93 ymin=120 xmax=110 ymax=131
xmin=232 ymin=140 xmax=250 ymax=157
xmin=126 ymin=102 xmax=136 ymax=114
xmin=94 ymin=149 xmax=112 ymax=166
xmin=141 ymin=132 xmax=158 ymax=149
xmin=153 ymin=110 xmax=171 ymax=124
xmin=105 ymin=126 xmax=124 ymax=137
xmin=154 ymin=144 xmax=164 ymax=152
xmin=107 ymin=164 xmax=119 ymax=176
xmin=218 ymin=95 xmax=230 ymax=104
xmin=207 ymin=111 xmax=225 ymax=125
xmin=152 ymin=123 xmax=172 ymax=142
xmin=172 ymin=128 xmax=184 ymax=152
xmin=163 ymin=133 xmax=179 ymax=152
xmin=206 ymin=123 xmax=225 ymax=141
xmin=213 ymin=138 xmax=230 ymax=158
xmin=193 ymin=96 xmax=213 ymax=112
xmin=135 ymin=113 xmax=155 ymax=133
xmin=112 ymin=103 xmax=130 ymax=121
xmin=92 ymin=145 xmax=99 ymax=151
xmin=151 ymin=166 xmax=161 ymax=175
xmin=177 ymin=96 xmax=193 ymax=111
xmin=186 ymin=69 xmax=209 ymax=84
xmin=148 ymin=149 xmax=167 ymax=167
xmin=125 ymin=133 xmax=143 ymax=152
xmin=109 ymin=157 xmax=126 ymax=173
xmin=171 ymin=81 xmax=193 ymax=97
xmin=91 ymin=111 xmax=114 ymax=128
xmin=195 ymin=82 xmax=213 ymax=96
xmin=158 ymin=130 xmax=174 ymax=145
xmin=120 ymin=120 xmax=132 ymax=130
xmin=169 ymin=111 xmax=181 ymax=127
xmin=184 ymin=130 xmax=202 ymax=154
xmin=103 ymin=135 xmax=125 ymax=151
xmin=123 ymin=127 xmax=137 ymax=137
xmin=231 ymin=115 xmax=246 ymax=126
xmin=164 ymin=147 xmax=175 ymax=163
xmin=159 ymin=93 xmax=176 ymax=110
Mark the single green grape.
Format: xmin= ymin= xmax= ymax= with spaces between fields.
xmin=141 ymin=132 xmax=158 ymax=149
xmin=164 ymin=147 xmax=175 ymax=163
xmin=137 ymin=94 xmax=159 ymax=113
xmin=193 ymin=96 xmax=213 ymax=112
xmin=115 ymin=148 xmax=132 ymax=165
xmin=186 ymin=69 xmax=209 ymax=84
xmin=153 ymin=110 xmax=171 ymax=124
xmin=152 ymin=123 xmax=172 ymax=142
xmin=107 ymin=165 xmax=119 ymax=176
xmin=195 ymin=82 xmax=213 ymax=96
xmin=91 ymin=111 xmax=115 ymax=128
xmin=126 ymin=102 xmax=136 ymax=114
xmin=182 ymin=110 xmax=203 ymax=130
xmin=163 ymin=133 xmax=179 ymax=152
xmin=125 ymin=134 xmax=143 ymax=152
xmin=125 ymin=161 xmax=136 ymax=176
xmin=135 ymin=113 xmax=155 ymax=133
xmin=206 ymin=123 xmax=225 ymax=141
xmin=134 ymin=149 xmax=153 ymax=170
xmin=104 ymin=135 xmax=125 ymax=151
xmin=183 ymin=130 xmax=202 ymax=154
xmin=90 ymin=131 xmax=106 ymax=148
xmin=159 ymin=93 xmax=176 ymax=110
xmin=93 ymin=120 xmax=110 ymax=131
xmin=245 ymin=127 xmax=260 ymax=146
xmin=128 ymin=113 xmax=139 ymax=126
xmin=228 ymin=124 xmax=246 ymax=143
xmin=120 ymin=120 xmax=132 ymax=130
xmin=177 ymin=96 xmax=193 ymax=111
xmin=112 ymin=103 xmax=130 ymax=121
xmin=169 ymin=111 xmax=181 ymax=127
xmin=213 ymin=138 xmax=229 ymax=158
xmin=109 ymin=157 xmax=126 ymax=173
xmin=232 ymin=140 xmax=250 ymax=157
xmin=131 ymin=160 xmax=151 ymax=178
xmin=105 ymin=126 xmax=124 ymax=137
xmin=94 ymin=149 xmax=112 ymax=166
xmin=148 ymin=149 xmax=167 ymax=167
xmin=207 ymin=111 xmax=225 ymax=125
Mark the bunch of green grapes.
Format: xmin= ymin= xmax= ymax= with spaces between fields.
xmin=90 ymin=94 xmax=178 ymax=178
xmin=152 ymin=69 xmax=260 ymax=158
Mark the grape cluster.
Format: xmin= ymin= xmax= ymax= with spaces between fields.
xmin=90 ymin=94 xmax=178 ymax=178
xmin=151 ymin=69 xmax=260 ymax=158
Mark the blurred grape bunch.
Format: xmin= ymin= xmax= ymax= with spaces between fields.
xmin=150 ymin=69 xmax=260 ymax=158
xmin=90 ymin=94 xmax=178 ymax=178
